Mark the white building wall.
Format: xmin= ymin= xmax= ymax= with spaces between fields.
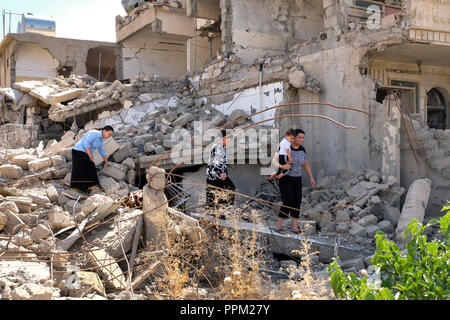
xmin=15 ymin=43 xmax=58 ymax=80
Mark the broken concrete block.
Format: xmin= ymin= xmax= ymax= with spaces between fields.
xmin=123 ymin=100 xmax=133 ymax=109
xmin=47 ymin=88 xmax=85 ymax=105
xmin=160 ymin=124 xmax=174 ymax=134
xmin=48 ymin=207 xmax=75 ymax=230
xmin=11 ymin=154 xmax=37 ymax=169
xmin=340 ymin=258 xmax=365 ymax=271
xmin=382 ymin=206 xmax=400 ymax=225
xmin=146 ymin=166 xmax=166 ymax=190
xmin=335 ymin=210 xmax=350 ymax=223
xmin=127 ymin=170 xmax=136 ymax=185
xmin=5 ymin=196 xmax=32 ymax=213
xmin=377 ymin=220 xmax=394 ymax=234
xmin=358 ymin=214 xmax=378 ymax=227
xmin=50 ymin=155 xmax=66 ymax=166
xmin=28 ymin=193 xmax=50 ymax=206
xmin=228 ymin=109 xmax=247 ymax=125
xmin=0 ymin=201 xmax=25 ymax=234
xmin=44 ymin=131 xmax=75 ymax=157
xmin=349 ymin=222 xmax=367 ymax=237
xmin=0 ymin=212 xmax=7 ymax=232
xmin=1 ymin=282 xmax=54 ymax=300
xmin=336 ymin=222 xmax=350 ymax=233
xmin=395 ymin=178 xmax=432 ymax=244
xmin=99 ymin=163 xmax=127 ymax=182
xmin=144 ymin=143 xmax=155 ymax=154
xmin=99 ymin=177 xmax=120 ymax=193
xmin=121 ymin=158 xmax=135 ymax=170
xmin=46 ymin=185 xmax=59 ymax=203
xmin=81 ymin=194 xmax=112 ymax=215
xmin=0 ymin=88 xmax=35 ymax=108
xmin=173 ymin=113 xmax=195 ymax=127
xmin=65 ymin=200 xmax=84 ymax=214
xmin=58 ymin=147 xmax=73 ymax=161
xmin=138 ymin=93 xmax=153 ymax=103
xmin=94 ymin=138 xmax=120 ymax=165
xmin=30 ymin=224 xmax=52 ymax=241
xmin=365 ymin=225 xmax=380 ymax=238
xmin=71 ymin=271 xmax=107 ymax=298
xmin=13 ymin=80 xmax=44 ymax=92
xmin=0 ymin=164 xmax=23 ymax=179
xmin=111 ymin=142 xmax=132 ymax=163
xmin=87 ymin=247 xmax=126 ymax=290
xmin=288 ymin=70 xmax=306 ymax=89
xmin=154 ymin=145 xmax=165 ymax=155
xmin=163 ymin=140 xmax=179 ymax=149
xmin=28 ymin=158 xmax=52 ymax=172
xmin=86 ymin=209 xmax=141 ymax=258
xmin=28 ymin=85 xmax=58 ymax=104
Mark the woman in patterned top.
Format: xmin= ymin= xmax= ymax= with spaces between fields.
xmin=206 ymin=129 xmax=236 ymax=209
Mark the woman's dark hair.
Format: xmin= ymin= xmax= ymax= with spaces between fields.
xmin=95 ymin=126 xmax=115 ymax=132
xmin=221 ymin=129 xmax=227 ymax=138
xmin=295 ymin=129 xmax=305 ymax=136
xmin=102 ymin=125 xmax=115 ymax=132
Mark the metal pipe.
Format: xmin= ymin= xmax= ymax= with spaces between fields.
xmin=98 ymin=52 xmax=102 ymax=81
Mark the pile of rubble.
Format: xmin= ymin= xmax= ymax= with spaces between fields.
xmin=0 ymin=160 xmax=203 ymax=300
xmin=254 ymin=167 xmax=406 ymax=246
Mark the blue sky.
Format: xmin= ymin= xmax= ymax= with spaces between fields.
xmin=0 ymin=0 xmax=126 ymax=43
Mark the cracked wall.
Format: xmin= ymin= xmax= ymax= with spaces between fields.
xmin=229 ymin=0 xmax=324 ymax=64
xmin=121 ymin=30 xmax=188 ymax=79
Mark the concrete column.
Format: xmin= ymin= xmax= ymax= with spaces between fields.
xmin=395 ymin=178 xmax=432 ymax=245
xmin=381 ymin=93 xmax=401 ymax=184
xmin=142 ymin=166 xmax=168 ymax=249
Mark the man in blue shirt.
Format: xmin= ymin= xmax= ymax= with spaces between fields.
xmin=70 ymin=126 xmax=114 ymax=191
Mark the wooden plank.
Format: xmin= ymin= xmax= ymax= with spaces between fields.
xmin=131 ymin=261 xmax=161 ymax=290
xmin=128 ymin=215 xmax=143 ymax=283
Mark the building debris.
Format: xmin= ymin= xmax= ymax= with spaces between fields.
xmin=1 ymin=0 xmax=450 ymax=300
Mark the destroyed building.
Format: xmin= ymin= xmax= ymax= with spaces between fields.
xmin=0 ymin=0 xmax=449 ymax=300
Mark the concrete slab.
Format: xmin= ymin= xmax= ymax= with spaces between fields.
xmin=191 ymin=212 xmax=370 ymax=263
xmin=47 ymin=88 xmax=86 ymax=105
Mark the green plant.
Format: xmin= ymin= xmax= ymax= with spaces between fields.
xmin=327 ymin=203 xmax=450 ymax=300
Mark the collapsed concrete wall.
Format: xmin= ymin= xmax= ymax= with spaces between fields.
xmin=0 ymin=33 xmax=119 ymax=87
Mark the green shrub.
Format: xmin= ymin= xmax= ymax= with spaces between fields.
xmin=327 ymin=202 xmax=450 ymax=300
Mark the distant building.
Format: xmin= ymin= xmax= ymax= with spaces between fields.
xmin=0 ymin=14 xmax=121 ymax=87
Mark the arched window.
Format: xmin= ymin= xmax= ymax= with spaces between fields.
xmin=427 ymin=88 xmax=447 ymax=130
